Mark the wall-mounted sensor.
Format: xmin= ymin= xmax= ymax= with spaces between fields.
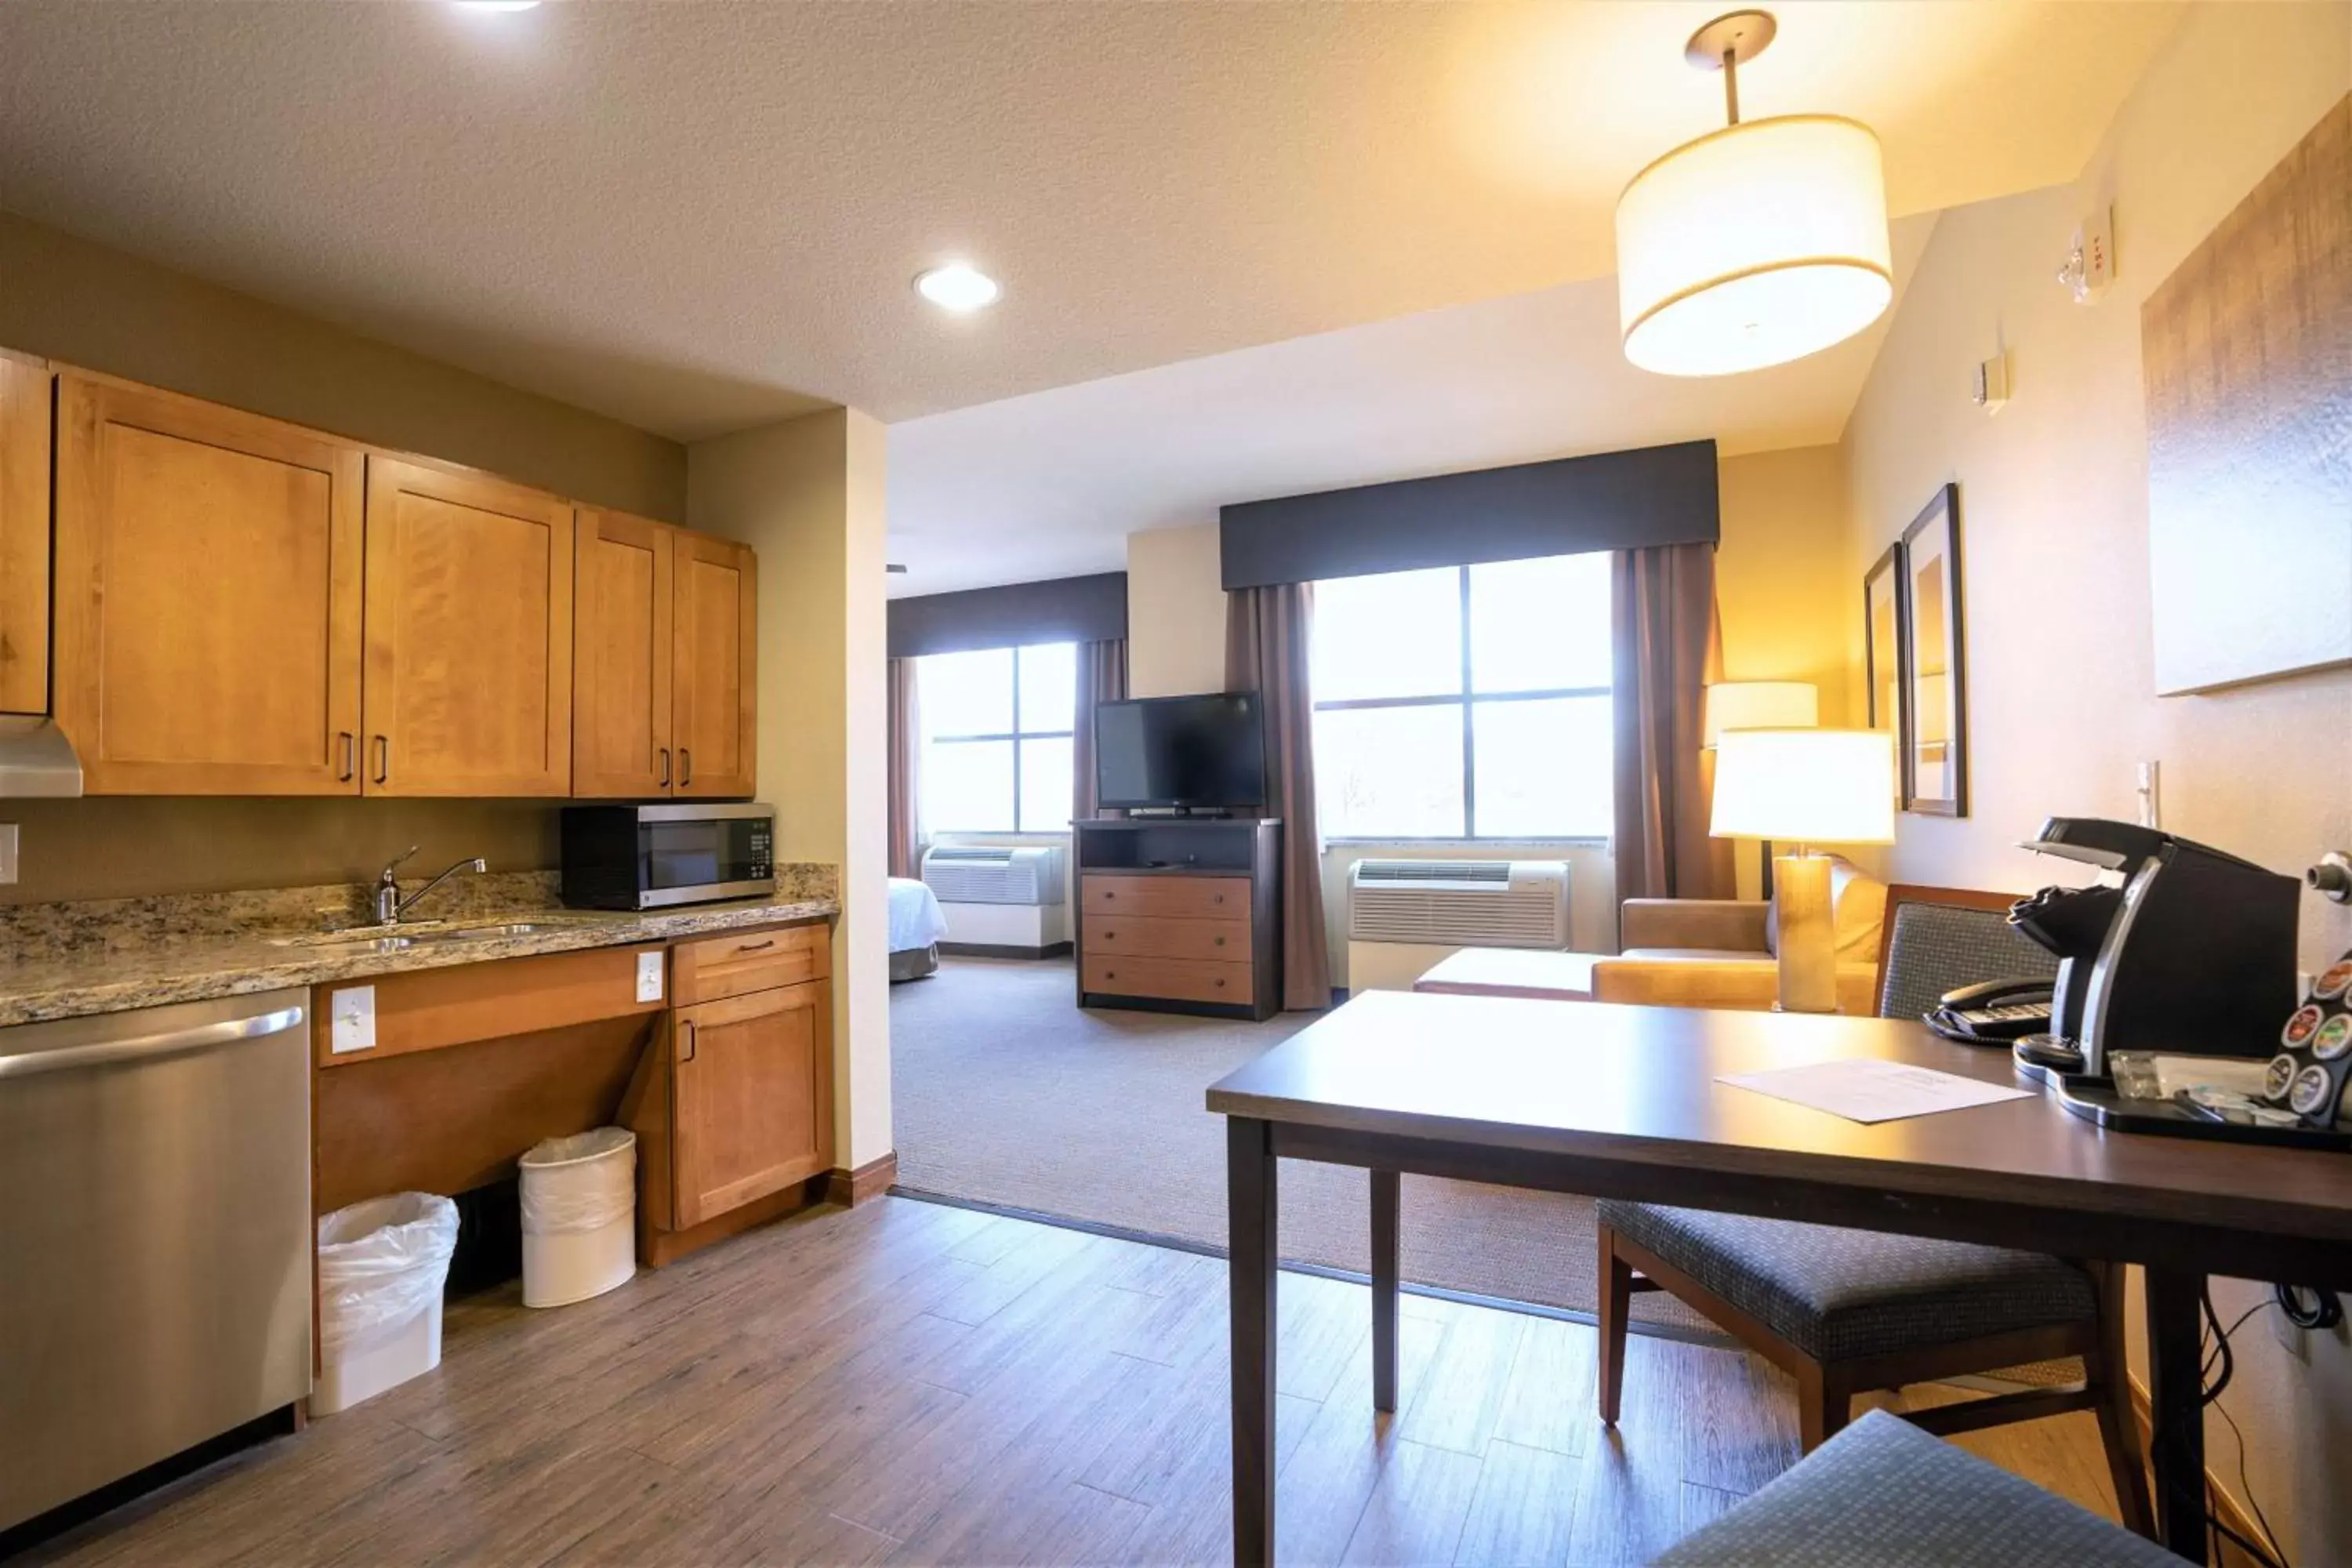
xmin=2057 ymin=205 xmax=2115 ymax=303
xmin=1973 ymin=351 xmax=2011 ymax=414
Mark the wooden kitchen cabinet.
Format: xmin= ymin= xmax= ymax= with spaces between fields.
xmin=671 ymin=529 xmax=757 ymax=798
xmin=572 ymin=507 xmax=674 ymax=797
xmin=0 ymin=351 xmax=52 ymax=716
xmin=53 ymin=372 xmax=366 ymax=793
xmin=363 ymin=455 xmax=573 ymax=796
xmin=574 ymin=517 xmax=757 ymax=800
xmin=668 ymin=979 xmax=832 ymax=1228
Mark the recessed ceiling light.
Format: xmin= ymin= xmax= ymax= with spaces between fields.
xmin=914 ymin=264 xmax=1000 ymax=313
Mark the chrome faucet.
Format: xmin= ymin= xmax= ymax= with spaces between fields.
xmin=375 ymin=847 xmax=488 ymax=926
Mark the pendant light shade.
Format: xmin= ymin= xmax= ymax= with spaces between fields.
xmin=1615 ymin=13 xmax=1893 ymax=378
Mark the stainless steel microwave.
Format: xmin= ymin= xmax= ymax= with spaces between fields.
xmin=560 ymin=803 xmax=775 ymax=910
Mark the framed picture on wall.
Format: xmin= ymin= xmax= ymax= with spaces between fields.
xmin=1900 ymin=483 xmax=1969 ymax=817
xmin=1863 ymin=543 xmax=1906 ymax=768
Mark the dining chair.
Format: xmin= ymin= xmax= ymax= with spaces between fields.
xmin=1595 ymin=885 xmax=2154 ymax=1538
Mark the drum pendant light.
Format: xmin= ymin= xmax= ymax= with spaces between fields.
xmin=1616 ymin=11 xmax=1892 ymax=377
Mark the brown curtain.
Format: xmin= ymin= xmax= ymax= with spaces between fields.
xmin=1225 ymin=585 xmax=1334 ymax=1011
xmin=1611 ymin=543 xmax=1733 ymax=922
xmin=1072 ymin=638 xmax=1128 ymax=820
xmin=886 ymin=656 xmax=921 ymax=879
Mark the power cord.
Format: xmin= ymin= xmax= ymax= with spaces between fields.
xmin=2198 ymin=1288 xmax=2292 ymax=1568
xmin=2274 ymin=1284 xmax=2343 ymax=1331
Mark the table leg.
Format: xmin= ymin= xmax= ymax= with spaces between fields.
xmin=1228 ymin=1117 xmax=1278 ymax=1568
xmin=2143 ymin=1266 xmax=2208 ymax=1562
xmin=1371 ymin=1169 xmax=1399 ymax=1414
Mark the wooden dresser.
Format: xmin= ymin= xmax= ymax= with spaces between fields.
xmin=1073 ymin=818 xmax=1283 ymax=1022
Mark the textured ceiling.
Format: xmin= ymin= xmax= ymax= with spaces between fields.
xmin=0 ymin=2 xmax=2181 ymax=437
xmin=887 ymin=212 xmax=1936 ymax=596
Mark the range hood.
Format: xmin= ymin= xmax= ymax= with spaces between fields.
xmin=0 ymin=717 xmax=84 ymax=797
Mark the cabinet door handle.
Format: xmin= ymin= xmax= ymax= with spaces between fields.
xmin=680 ymin=748 xmax=692 ymax=787
xmin=336 ymin=731 xmax=355 ymax=782
xmin=372 ymin=735 xmax=390 ymax=785
xmin=659 ymin=747 xmax=671 ymax=787
xmin=736 ymin=938 xmax=775 ymax=953
xmin=679 ymin=1021 xmax=697 ymax=1062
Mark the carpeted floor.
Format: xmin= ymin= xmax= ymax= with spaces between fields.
xmin=889 ymin=954 xmax=1701 ymax=1330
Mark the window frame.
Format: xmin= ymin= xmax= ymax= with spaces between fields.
xmin=1312 ymin=562 xmax=1611 ymax=844
xmin=922 ymin=643 xmax=1076 ymax=834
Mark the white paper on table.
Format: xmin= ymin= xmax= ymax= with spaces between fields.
xmin=1717 ymin=1058 xmax=2032 ymax=1124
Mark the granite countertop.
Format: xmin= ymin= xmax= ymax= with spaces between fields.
xmin=0 ymin=869 xmax=839 ymax=1028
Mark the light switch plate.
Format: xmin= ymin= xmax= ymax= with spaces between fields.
xmin=636 ymin=951 xmax=665 ymax=1004
xmin=329 ymin=986 xmax=376 ymax=1054
xmin=0 ymin=823 xmax=16 ymax=884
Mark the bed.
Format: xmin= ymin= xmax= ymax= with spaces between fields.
xmin=888 ymin=877 xmax=950 ymax=982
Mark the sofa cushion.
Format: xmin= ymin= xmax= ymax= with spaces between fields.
xmin=1653 ymin=1408 xmax=2174 ymax=1566
xmin=1764 ymin=855 xmax=1888 ymax=964
xmin=1597 ymin=1200 xmax=2096 ymax=1363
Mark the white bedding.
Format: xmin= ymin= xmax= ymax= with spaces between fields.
xmin=888 ymin=877 xmax=951 ymax=953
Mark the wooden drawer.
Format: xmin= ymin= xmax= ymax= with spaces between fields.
xmin=1080 ymin=874 xmax=1250 ymax=920
xmin=672 ymin=922 xmax=829 ymax=1005
xmin=1085 ymin=913 xmax=1249 ymax=963
xmin=1083 ymin=953 xmax=1255 ymax=1006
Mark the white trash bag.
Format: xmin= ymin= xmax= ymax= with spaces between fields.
xmin=519 ymin=1127 xmax=637 ymax=1236
xmin=316 ymin=1192 xmax=459 ymax=1360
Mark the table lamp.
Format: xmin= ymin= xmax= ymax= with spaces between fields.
xmin=1710 ymin=728 xmax=1896 ymax=1013
xmin=1702 ymin=682 xmax=1820 ymax=898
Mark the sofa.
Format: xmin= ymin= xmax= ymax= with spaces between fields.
xmin=1591 ymin=855 xmax=1888 ymax=1014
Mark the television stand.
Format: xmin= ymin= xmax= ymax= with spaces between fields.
xmin=1073 ymin=818 xmax=1283 ymax=1022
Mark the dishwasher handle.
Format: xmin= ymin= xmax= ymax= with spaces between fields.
xmin=0 ymin=1005 xmax=307 ymax=1080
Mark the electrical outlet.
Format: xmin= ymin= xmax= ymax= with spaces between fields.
xmin=0 ymin=823 xmax=16 ymax=884
xmin=329 ymin=986 xmax=376 ymax=1054
xmin=635 ymin=950 xmax=665 ymax=1004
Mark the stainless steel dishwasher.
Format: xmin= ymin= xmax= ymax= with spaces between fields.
xmin=1 ymin=989 xmax=313 ymax=1533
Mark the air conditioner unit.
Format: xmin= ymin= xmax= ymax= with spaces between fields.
xmin=920 ymin=844 xmax=1070 ymax=956
xmin=1345 ymin=858 xmax=1570 ymax=993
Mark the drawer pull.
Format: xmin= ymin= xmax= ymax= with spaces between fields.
xmin=1105 ymin=970 xmax=1116 ymax=980
xmin=735 ymin=938 xmax=777 ymax=953
xmin=1103 ymin=930 xmax=1115 ymax=939
xmin=1214 ymin=935 xmax=1226 ymax=946
xmin=1214 ymin=978 xmax=1226 ymax=988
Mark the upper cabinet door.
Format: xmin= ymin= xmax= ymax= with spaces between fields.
xmin=54 ymin=372 xmax=365 ymax=794
xmin=363 ymin=456 xmax=573 ymax=797
xmin=0 ymin=352 xmax=53 ymax=717
xmin=572 ymin=509 xmax=674 ymax=798
xmin=672 ymin=529 xmax=757 ymax=799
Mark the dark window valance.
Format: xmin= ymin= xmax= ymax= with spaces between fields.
xmin=1218 ymin=440 xmax=1719 ymax=590
xmin=887 ymin=572 xmax=1128 ymax=659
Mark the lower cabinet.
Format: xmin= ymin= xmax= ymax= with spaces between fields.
xmin=670 ymin=982 xmax=832 ymax=1228
xmin=625 ymin=924 xmax=834 ymax=1264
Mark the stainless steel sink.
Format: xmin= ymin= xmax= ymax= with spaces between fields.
xmin=415 ymin=922 xmax=561 ymax=942
xmin=274 ymin=917 xmax=579 ymax=951
xmin=308 ymin=935 xmax=418 ymax=954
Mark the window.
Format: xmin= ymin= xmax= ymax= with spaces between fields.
xmin=1312 ymin=554 xmax=1612 ymax=840
xmin=917 ymin=642 xmax=1076 ymax=832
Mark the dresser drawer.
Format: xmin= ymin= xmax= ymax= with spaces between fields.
xmin=1083 ymin=953 xmax=1255 ymax=1006
xmin=1080 ymin=874 xmax=1250 ymax=920
xmin=1085 ymin=913 xmax=1248 ymax=962
xmin=672 ymin=922 xmax=829 ymax=1005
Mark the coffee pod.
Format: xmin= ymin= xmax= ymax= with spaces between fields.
xmin=2315 ymin=956 xmax=2352 ymax=1001
xmin=2264 ymin=1053 xmax=2302 ymax=1102
xmin=2284 ymin=1004 xmax=2326 ymax=1047
xmin=2289 ymin=1064 xmax=2334 ymax=1118
xmin=2316 ymin=1014 xmax=2352 ymax=1062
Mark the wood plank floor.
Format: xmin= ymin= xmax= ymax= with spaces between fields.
xmin=28 ymin=1196 xmax=2132 ymax=1567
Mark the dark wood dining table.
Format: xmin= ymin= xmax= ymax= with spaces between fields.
xmin=1206 ymin=989 xmax=2352 ymax=1565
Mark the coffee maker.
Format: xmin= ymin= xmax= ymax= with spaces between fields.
xmin=2008 ymin=816 xmax=2299 ymax=1082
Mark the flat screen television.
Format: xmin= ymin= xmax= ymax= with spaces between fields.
xmin=1095 ymin=694 xmax=1265 ymax=811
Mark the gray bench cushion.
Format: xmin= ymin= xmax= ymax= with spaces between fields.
xmin=1653 ymin=1407 xmax=2173 ymax=1566
xmin=1599 ymin=1200 xmax=2096 ymax=1363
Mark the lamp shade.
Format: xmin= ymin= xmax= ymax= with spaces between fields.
xmin=1710 ymin=728 xmax=1895 ymax=844
xmin=1702 ymin=681 xmax=1819 ymax=747
xmin=1617 ymin=114 xmax=1892 ymax=377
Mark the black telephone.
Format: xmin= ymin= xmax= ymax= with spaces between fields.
xmin=1926 ymin=978 xmax=2056 ymax=1045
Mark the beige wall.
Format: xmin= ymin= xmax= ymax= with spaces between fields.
xmin=1125 ymin=521 xmax=1229 ymax=697
xmin=689 ymin=408 xmax=893 ymax=1170
xmin=1842 ymin=6 xmax=2351 ymax=1555
xmin=0 ymin=211 xmax=694 ymax=904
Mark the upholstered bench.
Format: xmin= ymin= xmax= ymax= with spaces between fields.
xmin=1655 ymin=1407 xmax=2176 ymax=1566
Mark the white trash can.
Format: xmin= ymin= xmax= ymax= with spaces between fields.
xmin=314 ymin=1192 xmax=459 ymax=1415
xmin=519 ymin=1127 xmax=637 ymax=1308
